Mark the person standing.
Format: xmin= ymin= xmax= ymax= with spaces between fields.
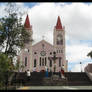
xmin=27 ymin=70 xmax=31 ymax=81
xmin=59 ymin=70 xmax=61 ymax=78
xmin=50 ymin=69 xmax=52 ymax=77
xmin=33 ymin=67 xmax=36 ymax=72
xmin=61 ymin=66 xmax=65 ymax=79
xmin=45 ymin=68 xmax=49 ymax=77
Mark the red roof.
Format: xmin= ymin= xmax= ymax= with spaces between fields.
xmin=55 ymin=16 xmax=62 ymax=29
xmin=24 ymin=14 xmax=31 ymax=29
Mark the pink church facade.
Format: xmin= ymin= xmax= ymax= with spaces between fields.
xmin=18 ymin=15 xmax=68 ymax=72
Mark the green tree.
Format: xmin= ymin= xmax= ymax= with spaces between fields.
xmin=87 ymin=51 xmax=92 ymax=59
xmin=0 ymin=53 xmax=14 ymax=89
xmin=14 ymin=60 xmax=25 ymax=72
xmin=14 ymin=60 xmax=20 ymax=72
xmin=0 ymin=3 xmax=31 ymax=58
xmin=0 ymin=3 xmax=32 ymax=89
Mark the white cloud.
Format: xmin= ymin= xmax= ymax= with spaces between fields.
xmin=27 ymin=3 xmax=57 ymax=44
xmin=0 ymin=3 xmax=7 ymax=18
xmin=66 ymin=44 xmax=92 ymax=63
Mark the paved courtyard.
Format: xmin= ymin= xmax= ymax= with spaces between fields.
xmin=17 ymin=86 xmax=92 ymax=90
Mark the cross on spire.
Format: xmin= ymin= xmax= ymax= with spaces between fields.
xmin=42 ymin=35 xmax=45 ymax=40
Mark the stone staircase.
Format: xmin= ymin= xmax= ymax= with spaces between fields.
xmin=11 ymin=72 xmax=45 ymax=86
xmin=64 ymin=72 xmax=92 ymax=86
xmin=11 ymin=72 xmax=92 ymax=86
xmin=42 ymin=77 xmax=68 ymax=86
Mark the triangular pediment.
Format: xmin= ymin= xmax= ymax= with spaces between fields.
xmin=32 ymin=40 xmax=53 ymax=48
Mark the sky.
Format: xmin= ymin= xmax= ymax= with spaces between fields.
xmin=0 ymin=2 xmax=92 ymax=72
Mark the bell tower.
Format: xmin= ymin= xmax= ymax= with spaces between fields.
xmin=20 ymin=14 xmax=33 ymax=72
xmin=53 ymin=16 xmax=67 ymax=72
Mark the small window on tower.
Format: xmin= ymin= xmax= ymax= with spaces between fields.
xmin=61 ymin=50 xmax=63 ymax=53
xmin=57 ymin=34 xmax=63 ymax=45
xmin=34 ymin=52 xmax=37 ymax=54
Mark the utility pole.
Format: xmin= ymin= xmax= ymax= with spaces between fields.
xmin=80 ymin=62 xmax=82 ymax=72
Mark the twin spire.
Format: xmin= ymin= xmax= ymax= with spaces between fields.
xmin=24 ymin=15 xmax=63 ymax=30
xmin=55 ymin=16 xmax=62 ymax=29
xmin=24 ymin=14 xmax=31 ymax=29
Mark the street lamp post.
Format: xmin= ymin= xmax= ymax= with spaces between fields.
xmin=80 ymin=62 xmax=82 ymax=72
xmin=53 ymin=52 xmax=58 ymax=74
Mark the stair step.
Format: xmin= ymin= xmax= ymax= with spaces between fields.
xmin=11 ymin=72 xmax=92 ymax=86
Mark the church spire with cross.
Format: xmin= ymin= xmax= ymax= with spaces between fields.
xmin=24 ymin=14 xmax=32 ymax=29
xmin=55 ymin=16 xmax=62 ymax=30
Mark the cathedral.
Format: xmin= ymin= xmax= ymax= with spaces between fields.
xmin=18 ymin=14 xmax=68 ymax=72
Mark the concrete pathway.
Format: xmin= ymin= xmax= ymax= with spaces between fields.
xmin=17 ymin=86 xmax=92 ymax=90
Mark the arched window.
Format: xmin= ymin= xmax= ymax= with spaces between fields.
xmin=34 ymin=59 xmax=37 ymax=67
xmin=61 ymin=50 xmax=63 ymax=53
xmin=57 ymin=34 xmax=63 ymax=45
xmin=42 ymin=58 xmax=44 ymax=66
xmin=39 ymin=57 xmax=41 ymax=66
xmin=45 ymin=57 xmax=47 ymax=66
xmin=25 ymin=57 xmax=27 ymax=66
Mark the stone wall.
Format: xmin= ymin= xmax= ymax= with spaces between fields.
xmin=85 ymin=64 xmax=92 ymax=81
